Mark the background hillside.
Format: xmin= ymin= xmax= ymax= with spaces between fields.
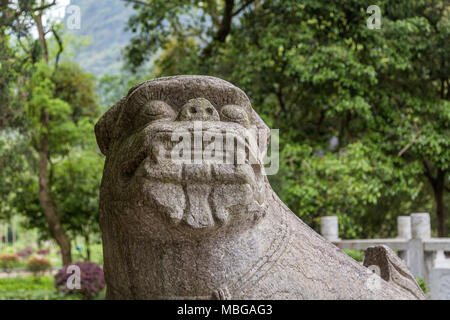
xmin=64 ymin=0 xmax=134 ymax=75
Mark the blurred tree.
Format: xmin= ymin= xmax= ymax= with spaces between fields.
xmin=0 ymin=1 xmax=102 ymax=263
xmin=15 ymin=147 xmax=103 ymax=261
xmin=96 ymin=71 xmax=150 ymax=108
xmin=378 ymin=0 xmax=450 ymax=236
xmin=0 ymin=0 xmax=37 ymax=130
xmin=0 ymin=133 xmax=36 ymax=222
xmin=0 ymin=61 xmax=102 ymax=260
xmin=0 ymin=34 xmax=26 ymax=130
xmin=123 ymin=0 xmax=258 ymax=72
xmin=23 ymin=0 xmax=73 ymax=264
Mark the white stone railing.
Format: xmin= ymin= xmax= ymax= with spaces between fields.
xmin=320 ymin=213 xmax=450 ymax=299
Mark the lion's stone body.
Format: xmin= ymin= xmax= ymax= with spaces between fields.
xmin=95 ymin=76 xmax=423 ymax=299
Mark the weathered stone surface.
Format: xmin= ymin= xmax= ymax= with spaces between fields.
xmin=363 ymin=245 xmax=426 ymax=299
xmin=95 ymin=75 xmax=421 ymax=299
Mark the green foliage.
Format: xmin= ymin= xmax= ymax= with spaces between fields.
xmin=416 ymin=277 xmax=430 ymax=294
xmin=342 ymin=249 xmax=365 ymax=262
xmin=0 ymin=276 xmax=82 ymax=300
xmin=51 ymin=63 xmax=98 ymax=122
xmin=0 ymin=35 xmax=29 ymax=130
xmin=14 ymin=61 xmax=103 ymax=241
xmin=0 ymin=1 xmax=35 ymax=130
xmin=0 ymin=0 xmax=107 ymax=266
xmin=273 ymin=139 xmax=424 ymax=237
xmin=0 ymin=133 xmax=37 ymax=221
xmin=0 ymin=60 xmax=102 ymax=247
xmin=26 ymin=61 xmax=99 ymax=155
xmin=1 ymin=60 xmax=103 ymax=243
xmin=125 ymin=0 xmax=449 ymax=237
xmin=97 ymin=72 xmax=149 ymax=108
xmin=52 ymin=149 xmax=104 ymax=240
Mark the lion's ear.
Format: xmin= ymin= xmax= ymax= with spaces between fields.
xmin=95 ymin=97 xmax=125 ymax=156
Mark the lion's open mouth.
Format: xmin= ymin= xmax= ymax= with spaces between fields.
xmin=116 ymin=124 xmax=266 ymax=230
xmin=122 ymin=126 xmax=263 ymax=185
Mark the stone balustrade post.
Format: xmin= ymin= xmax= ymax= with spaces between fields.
xmin=397 ymin=216 xmax=412 ymax=239
xmin=407 ymin=213 xmax=431 ymax=282
xmin=397 ymin=216 xmax=411 ymax=261
xmin=320 ymin=216 xmax=340 ymax=242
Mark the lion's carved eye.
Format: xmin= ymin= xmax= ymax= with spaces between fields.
xmin=136 ymin=101 xmax=176 ymax=127
xmin=220 ymin=105 xmax=250 ymax=128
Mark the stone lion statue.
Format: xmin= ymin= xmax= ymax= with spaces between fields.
xmin=95 ymin=75 xmax=424 ymax=300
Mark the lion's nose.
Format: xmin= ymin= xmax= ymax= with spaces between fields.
xmin=177 ymin=98 xmax=220 ymax=121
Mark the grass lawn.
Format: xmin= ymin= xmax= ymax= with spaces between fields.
xmin=0 ymin=275 xmax=107 ymax=300
xmin=0 ymin=276 xmax=80 ymax=300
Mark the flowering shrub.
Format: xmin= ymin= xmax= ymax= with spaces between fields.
xmin=0 ymin=254 xmax=20 ymax=272
xmin=26 ymin=256 xmax=52 ymax=276
xmin=36 ymin=248 xmax=50 ymax=256
xmin=16 ymin=247 xmax=33 ymax=259
xmin=54 ymin=262 xmax=105 ymax=299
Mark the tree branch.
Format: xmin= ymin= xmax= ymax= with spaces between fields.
xmin=201 ymin=0 xmax=235 ymax=58
xmin=232 ymin=0 xmax=255 ymax=16
xmin=122 ymin=0 xmax=150 ymax=7
xmin=206 ymin=0 xmax=221 ymax=26
xmin=214 ymin=0 xmax=235 ymax=42
xmin=51 ymin=27 xmax=63 ymax=68
xmin=32 ymin=0 xmax=57 ymax=12
xmin=398 ymin=130 xmax=421 ymax=157
xmin=422 ymin=159 xmax=436 ymax=185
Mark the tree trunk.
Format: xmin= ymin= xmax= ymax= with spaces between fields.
xmin=4 ymin=224 xmax=8 ymax=247
xmin=214 ymin=0 xmax=235 ymax=43
xmin=12 ymin=218 xmax=16 ymax=251
xmin=34 ymin=13 xmax=49 ymax=63
xmin=84 ymin=234 xmax=91 ymax=261
xmin=201 ymin=0 xmax=235 ymax=59
xmin=433 ymin=169 xmax=447 ymax=237
xmin=34 ymin=10 xmax=72 ymax=265
xmin=38 ymin=126 xmax=72 ymax=265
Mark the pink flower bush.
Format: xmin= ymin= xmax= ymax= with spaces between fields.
xmin=26 ymin=256 xmax=52 ymax=276
xmin=54 ymin=262 xmax=105 ymax=299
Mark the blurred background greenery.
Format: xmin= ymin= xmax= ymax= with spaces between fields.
xmin=0 ymin=0 xmax=449 ymax=299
